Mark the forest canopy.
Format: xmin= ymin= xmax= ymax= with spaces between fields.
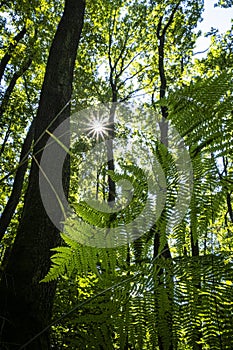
xmin=0 ymin=0 xmax=233 ymax=349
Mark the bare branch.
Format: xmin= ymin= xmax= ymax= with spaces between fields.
xmin=118 ymin=64 xmax=151 ymax=88
xmin=162 ymin=1 xmax=182 ymax=36
xmin=157 ymin=16 xmax=163 ymax=39
xmin=193 ymin=47 xmax=209 ymax=56
xmin=116 ymin=50 xmax=142 ymax=82
xmin=112 ymin=26 xmax=131 ymax=76
xmin=108 ymin=7 xmax=119 ymax=76
xmin=0 ymin=122 xmax=12 ymax=157
xmin=120 ymin=83 xmax=151 ymax=102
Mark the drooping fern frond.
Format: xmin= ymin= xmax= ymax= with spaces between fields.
xmin=42 ymin=231 xmax=130 ymax=283
xmin=166 ymin=72 xmax=233 ymax=158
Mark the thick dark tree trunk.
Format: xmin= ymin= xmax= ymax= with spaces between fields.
xmin=0 ymin=1 xmax=85 ymax=349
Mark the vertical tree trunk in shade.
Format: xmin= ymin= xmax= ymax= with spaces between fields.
xmin=0 ymin=1 xmax=85 ymax=349
xmin=153 ymin=3 xmax=181 ymax=349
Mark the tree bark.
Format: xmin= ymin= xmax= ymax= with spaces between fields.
xmin=0 ymin=1 xmax=85 ymax=349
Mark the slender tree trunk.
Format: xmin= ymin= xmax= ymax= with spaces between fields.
xmin=107 ymin=104 xmax=116 ymax=205
xmin=0 ymin=119 xmax=35 ymax=242
xmin=0 ymin=121 xmax=12 ymax=157
xmin=0 ymin=1 xmax=85 ymax=349
xmin=190 ymin=205 xmax=202 ymax=350
xmin=0 ymin=26 xmax=26 ymax=82
xmin=222 ymin=157 xmax=233 ymax=223
xmin=153 ymin=4 xmax=181 ymax=348
xmin=0 ymin=58 xmax=32 ymax=117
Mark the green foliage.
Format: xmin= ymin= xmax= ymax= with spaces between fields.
xmin=0 ymin=0 xmax=64 ymax=245
xmin=173 ymin=254 xmax=233 ymax=349
xmin=41 ymin=66 xmax=233 ymax=348
xmin=1 ymin=0 xmax=233 ymax=349
xmin=47 ymin=241 xmax=233 ymax=349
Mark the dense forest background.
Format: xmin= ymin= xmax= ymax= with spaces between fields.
xmin=0 ymin=0 xmax=233 ymax=349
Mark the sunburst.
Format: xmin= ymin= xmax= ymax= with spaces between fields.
xmin=85 ymin=114 xmax=112 ymax=141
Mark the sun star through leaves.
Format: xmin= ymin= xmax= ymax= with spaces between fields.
xmin=85 ymin=114 xmax=111 ymax=140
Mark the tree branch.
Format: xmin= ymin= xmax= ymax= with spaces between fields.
xmin=0 ymin=57 xmax=32 ymax=117
xmin=162 ymin=1 xmax=182 ymax=37
xmin=0 ymin=119 xmax=35 ymax=242
xmin=0 ymin=122 xmax=11 ymax=157
xmin=118 ymin=64 xmax=150 ymax=89
xmin=0 ymin=26 xmax=27 ymax=82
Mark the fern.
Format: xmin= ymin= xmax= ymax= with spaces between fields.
xmin=45 ymin=72 xmax=233 ymax=349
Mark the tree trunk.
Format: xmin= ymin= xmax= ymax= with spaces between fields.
xmin=0 ymin=1 xmax=85 ymax=349
xmin=0 ymin=26 xmax=26 ymax=83
xmin=0 ymin=57 xmax=32 ymax=117
xmin=0 ymin=119 xmax=35 ymax=242
xmin=153 ymin=4 xmax=181 ymax=348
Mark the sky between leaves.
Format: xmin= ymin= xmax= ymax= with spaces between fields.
xmin=195 ymin=0 xmax=232 ymax=57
